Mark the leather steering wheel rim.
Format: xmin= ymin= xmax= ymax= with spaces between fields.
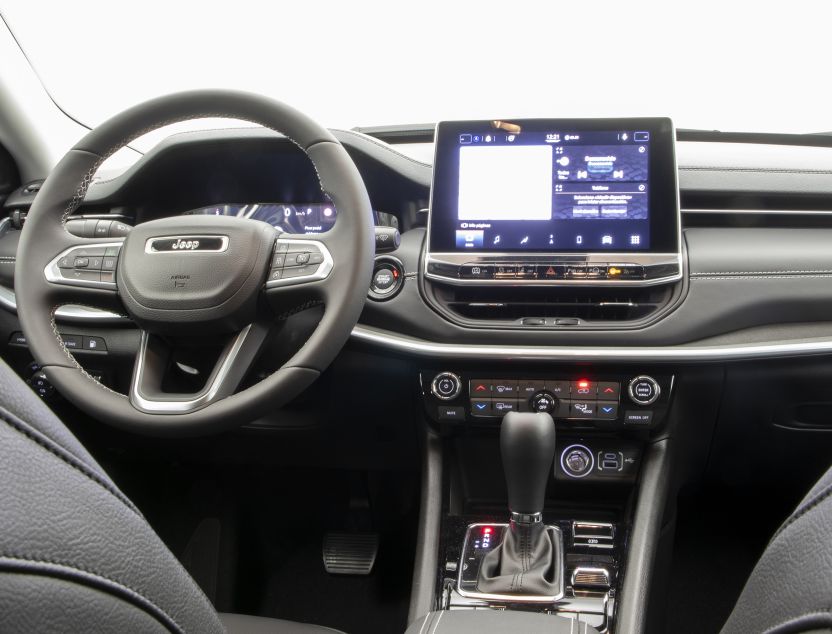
xmin=15 ymin=90 xmax=375 ymax=436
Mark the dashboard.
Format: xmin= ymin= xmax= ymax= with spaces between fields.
xmin=182 ymin=202 xmax=337 ymax=235
xmin=2 ymin=125 xmax=832 ymax=360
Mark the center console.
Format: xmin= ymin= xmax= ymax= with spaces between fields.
xmin=409 ymin=117 xmax=683 ymax=633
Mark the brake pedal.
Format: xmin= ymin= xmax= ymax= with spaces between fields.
xmin=323 ymin=532 xmax=378 ymax=575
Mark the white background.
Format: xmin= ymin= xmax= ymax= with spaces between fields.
xmin=1 ymin=0 xmax=830 ymax=139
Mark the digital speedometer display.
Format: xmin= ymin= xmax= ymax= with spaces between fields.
xmin=183 ymin=203 xmax=337 ymax=235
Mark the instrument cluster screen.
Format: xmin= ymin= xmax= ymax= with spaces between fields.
xmin=183 ymin=203 xmax=337 ymax=235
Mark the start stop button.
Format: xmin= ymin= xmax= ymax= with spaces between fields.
xmin=368 ymin=256 xmax=404 ymax=301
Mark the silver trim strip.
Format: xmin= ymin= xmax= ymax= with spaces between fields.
xmin=424 ymin=252 xmax=682 ymax=287
xmin=0 ymin=285 xmax=128 ymax=322
xmin=350 ymin=324 xmax=832 ymax=362
xmin=44 ymin=241 xmax=123 ymax=290
xmin=683 ymin=208 xmax=832 ymax=216
xmin=144 ymin=235 xmax=229 ymax=254
xmin=571 ymin=567 xmax=611 ymax=589
xmin=265 ymin=238 xmax=334 ymax=289
xmin=130 ymin=325 xmax=252 ymax=414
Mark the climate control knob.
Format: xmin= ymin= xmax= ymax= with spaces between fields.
xmin=530 ymin=391 xmax=557 ymax=414
xmin=431 ymin=372 xmax=461 ymax=401
xmin=628 ymin=375 xmax=661 ymax=405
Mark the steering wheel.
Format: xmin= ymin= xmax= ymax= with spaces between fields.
xmin=15 ymin=90 xmax=375 ymax=435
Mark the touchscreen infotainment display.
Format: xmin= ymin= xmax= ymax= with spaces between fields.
xmin=428 ymin=118 xmax=679 ymax=254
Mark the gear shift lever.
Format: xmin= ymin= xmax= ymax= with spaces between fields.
xmin=475 ymin=411 xmax=562 ymax=598
xmin=501 ymin=411 xmax=557 ymax=524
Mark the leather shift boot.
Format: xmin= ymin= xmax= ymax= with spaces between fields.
xmin=477 ymin=521 xmax=558 ymax=596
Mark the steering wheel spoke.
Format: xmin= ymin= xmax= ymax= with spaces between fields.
xmin=129 ymin=322 xmax=270 ymax=414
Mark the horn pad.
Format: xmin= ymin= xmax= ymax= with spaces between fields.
xmin=116 ymin=216 xmax=275 ymax=333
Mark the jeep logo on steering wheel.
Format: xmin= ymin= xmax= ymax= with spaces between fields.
xmin=173 ymin=239 xmax=200 ymax=250
xmin=145 ymin=235 xmax=229 ymax=254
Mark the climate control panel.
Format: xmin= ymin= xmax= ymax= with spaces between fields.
xmin=421 ymin=370 xmax=672 ymax=430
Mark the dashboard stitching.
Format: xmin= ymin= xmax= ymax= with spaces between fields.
xmin=0 ymin=555 xmax=184 ymax=633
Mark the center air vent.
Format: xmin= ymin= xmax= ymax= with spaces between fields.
xmin=426 ymin=282 xmax=678 ymax=328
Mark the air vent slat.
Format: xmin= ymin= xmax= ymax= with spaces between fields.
xmin=434 ymin=284 xmax=672 ymax=325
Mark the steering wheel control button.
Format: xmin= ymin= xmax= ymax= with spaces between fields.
xmin=628 ymin=375 xmax=660 ymax=405
xmin=288 ymin=251 xmax=312 ymax=266
xmin=46 ymin=242 xmax=123 ymax=289
xmin=265 ymin=239 xmax=332 ymax=289
xmin=282 ymin=264 xmax=320 ymax=279
xmin=561 ymin=445 xmax=595 ymax=479
xmin=624 ymin=411 xmax=654 ymax=426
xmin=431 ymin=372 xmax=461 ymax=401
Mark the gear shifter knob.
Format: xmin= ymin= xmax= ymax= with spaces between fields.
xmin=500 ymin=411 xmax=556 ymax=519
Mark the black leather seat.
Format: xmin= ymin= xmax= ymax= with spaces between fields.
xmin=2 ymin=350 xmax=832 ymax=634
xmin=0 ymin=358 xmax=340 ymax=634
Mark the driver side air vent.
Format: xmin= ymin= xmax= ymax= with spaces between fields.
xmin=426 ymin=283 xmax=679 ymax=328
